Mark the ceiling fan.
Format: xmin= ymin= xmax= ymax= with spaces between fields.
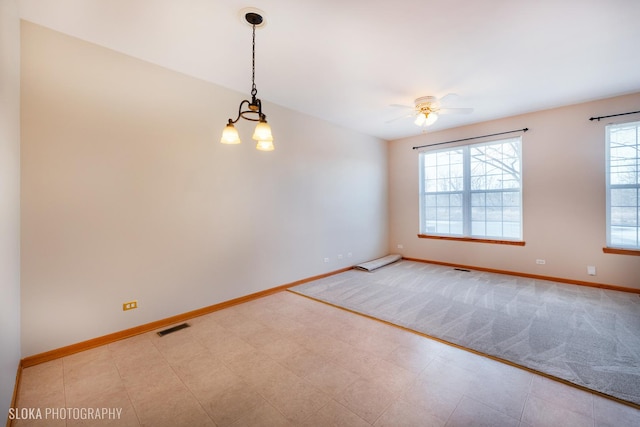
xmin=388 ymin=94 xmax=474 ymax=128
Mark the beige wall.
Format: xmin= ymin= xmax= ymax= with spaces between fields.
xmin=20 ymin=22 xmax=388 ymax=357
xmin=389 ymin=92 xmax=640 ymax=289
xmin=0 ymin=0 xmax=21 ymax=421
xmin=19 ymin=18 xmax=639 ymax=360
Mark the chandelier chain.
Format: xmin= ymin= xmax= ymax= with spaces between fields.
xmin=251 ymin=24 xmax=257 ymax=98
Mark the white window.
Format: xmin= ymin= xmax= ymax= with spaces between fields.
xmin=419 ymin=137 xmax=522 ymax=240
xmin=606 ymin=121 xmax=640 ymax=249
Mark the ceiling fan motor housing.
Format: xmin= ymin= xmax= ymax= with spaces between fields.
xmin=415 ymin=96 xmax=440 ymax=114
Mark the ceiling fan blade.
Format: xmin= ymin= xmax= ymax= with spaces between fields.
xmin=385 ymin=113 xmax=416 ymax=123
xmin=438 ymin=107 xmax=474 ymax=115
xmin=389 ymin=103 xmax=414 ymax=109
xmin=438 ymin=93 xmax=460 ymax=106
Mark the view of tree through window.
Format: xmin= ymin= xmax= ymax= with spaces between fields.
xmin=607 ymin=121 xmax=640 ymax=249
xmin=420 ymin=137 xmax=522 ymax=240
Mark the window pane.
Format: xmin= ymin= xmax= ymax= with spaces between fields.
xmin=503 ymin=207 xmax=521 ymax=222
xmin=471 ymin=192 xmax=485 ymax=206
xmin=486 ymin=222 xmax=502 ymax=237
xmin=471 ymin=221 xmax=486 ymax=235
xmin=486 ymin=192 xmax=502 ymax=207
xmin=423 ymin=149 xmax=464 ymax=194
xmin=485 ymin=206 xmax=501 ymax=221
xmin=471 ymin=139 xmax=521 ymax=191
xmin=503 ymin=192 xmax=520 ymax=207
xmin=607 ymin=121 xmax=640 ymax=249
xmin=469 ymin=190 xmax=521 ymax=239
xmin=611 ymin=226 xmax=638 ymax=247
xmin=424 ymin=195 xmax=436 ymax=220
xmin=471 ymin=207 xmax=486 ymax=221
xmin=611 ymin=188 xmax=637 ymax=207
xmin=503 ymin=222 xmax=521 ymax=239
xmin=450 ymin=221 xmax=463 ymax=235
xmin=611 ymin=207 xmax=638 ymax=226
xmin=473 ymin=138 xmax=521 ymax=239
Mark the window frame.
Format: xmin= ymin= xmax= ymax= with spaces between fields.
xmin=418 ymin=137 xmax=524 ymax=245
xmin=605 ymin=120 xmax=640 ymax=253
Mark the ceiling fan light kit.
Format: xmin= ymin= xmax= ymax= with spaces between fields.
xmin=388 ymin=94 xmax=473 ymax=129
xmin=414 ymin=96 xmax=441 ymax=128
xmin=414 ymin=112 xmax=438 ymax=126
xmin=220 ymin=9 xmax=274 ymax=151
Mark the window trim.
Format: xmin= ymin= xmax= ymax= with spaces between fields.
xmin=605 ymin=120 xmax=640 ymax=251
xmin=418 ymin=137 xmax=524 ymax=242
xmin=602 ymin=247 xmax=640 ymax=256
xmin=418 ymin=234 xmax=526 ymax=246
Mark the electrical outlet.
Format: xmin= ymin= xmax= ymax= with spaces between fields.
xmin=397 ymin=244 xmax=404 ymax=249
xmin=323 ymin=258 xmax=330 ymax=263
xmin=123 ymin=300 xmax=138 ymax=311
xmin=536 ymin=259 xmax=546 ymax=265
xmin=587 ymin=266 xmax=596 ymax=276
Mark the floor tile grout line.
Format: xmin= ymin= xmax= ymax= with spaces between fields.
xmin=517 ymin=374 xmax=535 ymax=422
xmin=524 ymin=393 xmax=598 ymax=426
xmin=372 ymin=393 xmax=409 ymax=426
xmin=168 ymin=357 xmax=219 ymax=427
xmin=60 ymin=357 xmax=68 ymax=427
xmin=466 ymin=394 xmax=522 ymax=424
xmin=328 ymin=398 xmax=374 ymax=426
xmin=211 ymin=327 xmax=297 ymax=425
xmin=109 ymin=347 xmax=143 ymax=427
xmin=524 ymin=386 xmax=597 ymax=425
xmin=442 ymin=392 xmax=464 ymax=427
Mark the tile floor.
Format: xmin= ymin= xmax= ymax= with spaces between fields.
xmin=13 ymin=291 xmax=640 ymax=427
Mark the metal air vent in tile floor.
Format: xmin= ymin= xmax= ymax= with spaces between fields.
xmin=157 ymin=323 xmax=190 ymax=337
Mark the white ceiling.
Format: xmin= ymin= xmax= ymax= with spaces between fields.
xmin=18 ymin=0 xmax=640 ymax=141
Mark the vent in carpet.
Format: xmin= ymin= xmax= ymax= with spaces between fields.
xmin=454 ymin=268 xmax=471 ymax=272
xmin=157 ymin=323 xmax=190 ymax=337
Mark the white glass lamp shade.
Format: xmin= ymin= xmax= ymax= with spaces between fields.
xmin=415 ymin=112 xmax=439 ymax=127
xmin=253 ymin=119 xmax=274 ymax=151
xmin=221 ymin=123 xmax=241 ymax=144
xmin=252 ymin=120 xmax=273 ymax=142
xmin=256 ymin=138 xmax=275 ymax=151
xmin=424 ymin=112 xmax=438 ymax=126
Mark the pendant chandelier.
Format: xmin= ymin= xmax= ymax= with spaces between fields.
xmin=220 ymin=11 xmax=274 ymax=151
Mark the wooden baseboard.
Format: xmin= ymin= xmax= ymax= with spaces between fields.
xmin=21 ymin=266 xmax=353 ymax=368
xmin=403 ymin=257 xmax=640 ymax=294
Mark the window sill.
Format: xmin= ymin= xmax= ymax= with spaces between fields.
xmin=603 ymin=247 xmax=640 ymax=256
xmin=417 ymin=234 xmax=526 ymax=246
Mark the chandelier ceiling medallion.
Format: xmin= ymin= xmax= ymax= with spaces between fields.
xmin=220 ymin=10 xmax=274 ymax=151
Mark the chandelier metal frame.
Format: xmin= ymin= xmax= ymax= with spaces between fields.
xmin=221 ymin=11 xmax=274 ymax=151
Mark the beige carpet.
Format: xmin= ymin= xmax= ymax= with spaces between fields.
xmin=290 ymin=260 xmax=640 ymax=406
